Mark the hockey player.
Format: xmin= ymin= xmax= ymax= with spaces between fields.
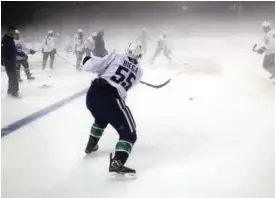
xmin=85 ymin=35 xmax=94 ymax=57
xmin=136 ymin=28 xmax=151 ymax=55
xmin=150 ymin=31 xmax=171 ymax=65
xmin=14 ymin=29 xmax=36 ymax=82
xmin=82 ymin=44 xmax=143 ymax=176
xmin=42 ymin=30 xmax=56 ymax=69
xmin=91 ymin=30 xmax=108 ymax=57
xmin=256 ymin=21 xmax=275 ymax=79
xmin=74 ymin=29 xmax=85 ymax=70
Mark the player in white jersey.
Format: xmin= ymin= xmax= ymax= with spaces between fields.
xmin=85 ymin=36 xmax=94 ymax=57
xmin=14 ymin=29 xmax=36 ymax=81
xmin=150 ymin=31 xmax=171 ymax=65
xmin=256 ymin=21 xmax=275 ymax=78
xmin=82 ymin=44 xmax=143 ymax=176
xmin=42 ymin=30 xmax=57 ymax=69
xmin=74 ymin=29 xmax=85 ymax=70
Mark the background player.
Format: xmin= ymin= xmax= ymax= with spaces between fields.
xmin=14 ymin=29 xmax=36 ymax=82
xmin=74 ymin=29 xmax=85 ymax=70
xmin=256 ymin=21 xmax=275 ymax=79
xmin=82 ymin=44 xmax=143 ymax=176
xmin=42 ymin=30 xmax=57 ymax=70
xmin=150 ymin=31 xmax=172 ymax=65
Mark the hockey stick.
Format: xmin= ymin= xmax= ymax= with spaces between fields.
xmin=56 ymin=53 xmax=76 ymax=67
xmin=139 ymin=70 xmax=183 ymax=89
xmin=140 ymin=79 xmax=171 ymax=89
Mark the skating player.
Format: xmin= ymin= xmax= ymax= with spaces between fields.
xmin=82 ymin=44 xmax=143 ymax=176
xmin=256 ymin=21 xmax=275 ymax=79
xmin=14 ymin=29 xmax=36 ymax=82
xmin=42 ymin=30 xmax=56 ymax=69
xmin=150 ymin=31 xmax=171 ymax=65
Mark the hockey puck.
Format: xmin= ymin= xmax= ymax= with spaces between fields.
xmin=189 ymin=97 xmax=193 ymax=100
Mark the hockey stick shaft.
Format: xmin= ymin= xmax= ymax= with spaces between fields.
xmin=56 ymin=53 xmax=76 ymax=67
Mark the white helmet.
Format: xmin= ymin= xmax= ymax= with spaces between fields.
xmin=77 ymin=29 xmax=83 ymax=33
xmin=15 ymin=29 xmax=20 ymax=34
xmin=48 ymin=30 xmax=54 ymax=34
xmin=126 ymin=43 xmax=143 ymax=61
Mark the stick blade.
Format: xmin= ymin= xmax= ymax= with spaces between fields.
xmin=140 ymin=79 xmax=171 ymax=89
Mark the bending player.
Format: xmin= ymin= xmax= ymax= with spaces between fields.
xmin=256 ymin=21 xmax=275 ymax=79
xmin=82 ymin=44 xmax=143 ymax=176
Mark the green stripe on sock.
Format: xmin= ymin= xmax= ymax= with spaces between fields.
xmin=115 ymin=140 xmax=132 ymax=154
xmin=90 ymin=124 xmax=104 ymax=138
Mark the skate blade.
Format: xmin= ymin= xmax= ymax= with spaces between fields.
xmin=109 ymin=172 xmax=137 ymax=180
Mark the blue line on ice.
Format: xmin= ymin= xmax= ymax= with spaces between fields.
xmin=1 ymin=88 xmax=88 ymax=137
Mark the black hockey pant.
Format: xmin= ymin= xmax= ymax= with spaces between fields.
xmin=86 ymin=78 xmax=137 ymax=164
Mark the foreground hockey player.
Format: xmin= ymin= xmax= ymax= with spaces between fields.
xmin=74 ymin=29 xmax=85 ymax=70
xmin=82 ymin=44 xmax=143 ymax=176
xmin=150 ymin=31 xmax=171 ymax=65
xmin=42 ymin=30 xmax=56 ymax=69
xmin=256 ymin=21 xmax=275 ymax=79
xmin=14 ymin=30 xmax=36 ymax=82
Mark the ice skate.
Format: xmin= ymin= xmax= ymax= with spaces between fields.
xmin=85 ymin=136 xmax=99 ymax=154
xmin=109 ymin=153 xmax=136 ymax=179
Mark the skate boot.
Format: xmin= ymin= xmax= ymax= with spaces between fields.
xmin=109 ymin=153 xmax=136 ymax=176
xmin=85 ymin=136 xmax=99 ymax=154
xmin=25 ymin=69 xmax=35 ymax=80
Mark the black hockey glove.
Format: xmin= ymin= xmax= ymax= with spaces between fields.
xmin=53 ymin=49 xmax=57 ymax=54
xmin=82 ymin=56 xmax=91 ymax=65
xmin=29 ymin=49 xmax=36 ymax=55
xmin=257 ymin=47 xmax=266 ymax=55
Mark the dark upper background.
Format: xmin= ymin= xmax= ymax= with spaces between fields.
xmin=1 ymin=1 xmax=275 ymax=41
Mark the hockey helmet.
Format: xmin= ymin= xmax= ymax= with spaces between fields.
xmin=126 ymin=43 xmax=143 ymax=61
xmin=262 ymin=21 xmax=271 ymax=32
xmin=14 ymin=29 xmax=20 ymax=39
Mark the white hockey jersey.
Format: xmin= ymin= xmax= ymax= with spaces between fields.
xmin=83 ymin=51 xmax=143 ymax=100
xmin=263 ymin=29 xmax=275 ymax=55
xmin=14 ymin=39 xmax=30 ymax=61
xmin=74 ymin=34 xmax=85 ymax=52
xmin=42 ymin=36 xmax=56 ymax=52
xmin=85 ymin=36 xmax=94 ymax=50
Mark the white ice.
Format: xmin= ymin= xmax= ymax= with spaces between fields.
xmin=2 ymin=32 xmax=275 ymax=198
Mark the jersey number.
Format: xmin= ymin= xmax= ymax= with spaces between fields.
xmin=110 ymin=65 xmax=136 ymax=91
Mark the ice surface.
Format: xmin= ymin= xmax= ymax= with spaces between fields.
xmin=1 ymin=32 xmax=275 ymax=198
